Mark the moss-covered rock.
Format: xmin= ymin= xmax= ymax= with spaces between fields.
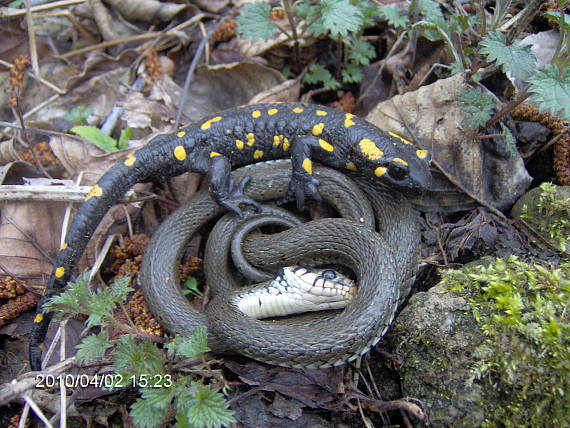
xmin=389 ymin=257 xmax=570 ymax=427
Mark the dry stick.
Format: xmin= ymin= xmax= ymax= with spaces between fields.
xmin=174 ymin=24 xmax=213 ymax=129
xmin=56 ymin=13 xmax=206 ymax=60
xmin=0 ymin=0 xmax=86 ymax=18
xmin=25 ymin=1 xmax=41 ymax=78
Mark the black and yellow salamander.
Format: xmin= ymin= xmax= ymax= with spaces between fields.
xmin=29 ymin=102 xmax=431 ymax=370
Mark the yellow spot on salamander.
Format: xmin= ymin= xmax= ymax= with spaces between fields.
xmin=177 ymin=131 xmax=186 ymax=138
xmin=312 ymin=123 xmax=325 ymax=136
xmin=124 ymin=152 xmax=136 ymax=167
xmin=252 ymin=110 xmax=261 ymax=118
xmin=293 ymin=107 xmax=304 ymax=113
xmin=267 ymin=108 xmax=279 ymax=115
xmin=302 ymin=158 xmax=313 ymax=174
xmin=393 ymin=158 xmax=408 ymax=166
xmin=253 ymin=150 xmax=264 ymax=159
xmin=247 ymin=133 xmax=255 ymax=146
xmin=416 ymin=149 xmax=429 ymax=159
xmin=200 ymin=116 xmax=222 ymax=130
xmin=60 ymin=242 xmax=68 ymax=250
xmin=273 ymin=135 xmax=283 ymax=147
xmin=359 ymin=138 xmax=384 ymax=160
xmin=316 ymin=110 xmax=327 ymax=116
xmin=282 ymin=138 xmax=290 ymax=151
xmin=236 ymin=139 xmax=245 ymax=149
xmin=210 ymin=152 xmax=221 ymax=158
xmin=375 ymin=166 xmax=387 ymax=177
xmin=344 ymin=113 xmax=356 ymax=127
xmin=318 ymin=139 xmax=334 ymax=152
xmin=345 ymin=162 xmax=357 ymax=171
xmin=174 ymin=145 xmax=187 ymax=161
xmin=34 ymin=313 xmax=43 ymax=323
xmin=55 ymin=267 xmax=65 ymax=278
xmin=85 ymin=184 xmax=103 ymax=200
xmin=389 ymin=132 xmax=412 ymax=145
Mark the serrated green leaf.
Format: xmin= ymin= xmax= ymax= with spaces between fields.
xmin=500 ymin=123 xmax=517 ymax=158
xmin=109 ymin=275 xmax=134 ymax=301
xmin=114 ymin=336 xmax=164 ymax=375
xmin=341 ymin=63 xmax=363 ymax=83
xmin=528 ymin=65 xmax=570 ymax=120
xmin=140 ymin=386 xmax=177 ymax=410
xmin=130 ymin=397 xmax=167 ymax=428
xmin=349 ymin=39 xmax=376 ymax=66
xmin=44 ymin=271 xmax=91 ymax=315
xmin=180 ymin=386 xmax=236 ymax=428
xmin=455 ymin=88 xmax=495 ymax=128
xmin=378 ymin=5 xmax=409 ymax=28
xmin=303 ymin=64 xmax=341 ymax=90
xmin=419 ymin=0 xmax=444 ymax=21
xmin=166 ymin=326 xmax=211 ymax=359
xmin=479 ymin=31 xmax=537 ymax=81
xmin=70 ymin=126 xmax=118 ymax=152
xmin=236 ymin=2 xmax=277 ymax=41
xmin=544 ymin=11 xmax=570 ymax=31
xmin=306 ymin=0 xmax=363 ymax=38
xmin=76 ymin=332 xmax=112 ymax=364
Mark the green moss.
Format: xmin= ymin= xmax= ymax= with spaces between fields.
xmin=520 ymin=182 xmax=570 ymax=251
xmin=440 ymin=256 xmax=570 ymax=427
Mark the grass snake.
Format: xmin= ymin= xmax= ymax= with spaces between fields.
xmin=140 ymin=160 xmax=420 ymax=368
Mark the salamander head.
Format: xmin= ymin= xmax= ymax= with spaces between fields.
xmin=350 ymin=130 xmax=432 ymax=192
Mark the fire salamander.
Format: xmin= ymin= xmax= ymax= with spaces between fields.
xmin=29 ymin=102 xmax=431 ymax=370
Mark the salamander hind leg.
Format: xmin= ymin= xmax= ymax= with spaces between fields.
xmin=207 ymin=154 xmax=262 ymax=217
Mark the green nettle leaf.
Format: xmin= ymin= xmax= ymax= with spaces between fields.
xmin=303 ymin=64 xmax=341 ymax=90
xmin=378 ymin=5 xmax=409 ymax=28
xmin=499 ymin=123 xmax=517 ymax=158
xmin=528 ymin=65 xmax=570 ymax=120
xmin=455 ymin=88 xmax=495 ymax=127
xmin=44 ymin=271 xmax=92 ymax=315
xmin=544 ymin=11 xmax=570 ymax=31
xmin=140 ymin=386 xmax=177 ymax=410
xmin=479 ymin=31 xmax=537 ymax=81
xmin=236 ymin=2 xmax=277 ymax=41
xmin=70 ymin=126 xmax=119 ymax=152
xmin=76 ymin=332 xmax=112 ymax=364
xmin=341 ymin=63 xmax=363 ymax=83
xmin=308 ymin=0 xmax=363 ymax=38
xmin=166 ymin=326 xmax=211 ymax=358
xmin=182 ymin=385 xmax=236 ymax=428
xmin=349 ymin=39 xmax=376 ymax=66
xmin=114 ymin=336 xmax=165 ymax=375
xmin=130 ymin=397 xmax=167 ymax=428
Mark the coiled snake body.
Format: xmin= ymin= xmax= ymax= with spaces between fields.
xmin=141 ymin=160 xmax=420 ymax=368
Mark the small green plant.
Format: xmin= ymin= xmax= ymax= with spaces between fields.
xmin=237 ymin=0 xmax=378 ymax=89
xmin=441 ymin=257 xmax=570 ymax=427
xmin=70 ymin=125 xmax=131 ymax=152
xmin=521 ymin=182 xmax=570 ymax=251
xmin=46 ymin=273 xmax=235 ymax=428
xmin=64 ymin=106 xmax=94 ymax=126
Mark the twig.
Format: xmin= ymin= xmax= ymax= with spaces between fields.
xmin=0 ymin=0 xmax=86 ymax=18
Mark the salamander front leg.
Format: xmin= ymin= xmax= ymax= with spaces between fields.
xmin=208 ymin=155 xmax=262 ymax=217
xmin=287 ymin=136 xmax=324 ymax=211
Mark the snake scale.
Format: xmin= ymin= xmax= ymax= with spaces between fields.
xmin=140 ymin=160 xmax=420 ymax=368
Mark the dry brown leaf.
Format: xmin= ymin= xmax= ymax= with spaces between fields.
xmin=104 ymin=0 xmax=192 ymax=23
xmin=180 ymin=62 xmax=285 ymax=122
xmin=248 ymin=78 xmax=301 ymax=104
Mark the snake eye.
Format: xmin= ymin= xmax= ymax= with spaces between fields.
xmin=387 ymin=163 xmax=408 ymax=181
xmin=322 ymin=269 xmax=337 ymax=280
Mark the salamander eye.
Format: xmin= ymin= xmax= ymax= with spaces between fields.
xmin=387 ymin=163 xmax=408 ymax=181
xmin=322 ymin=269 xmax=337 ymax=280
